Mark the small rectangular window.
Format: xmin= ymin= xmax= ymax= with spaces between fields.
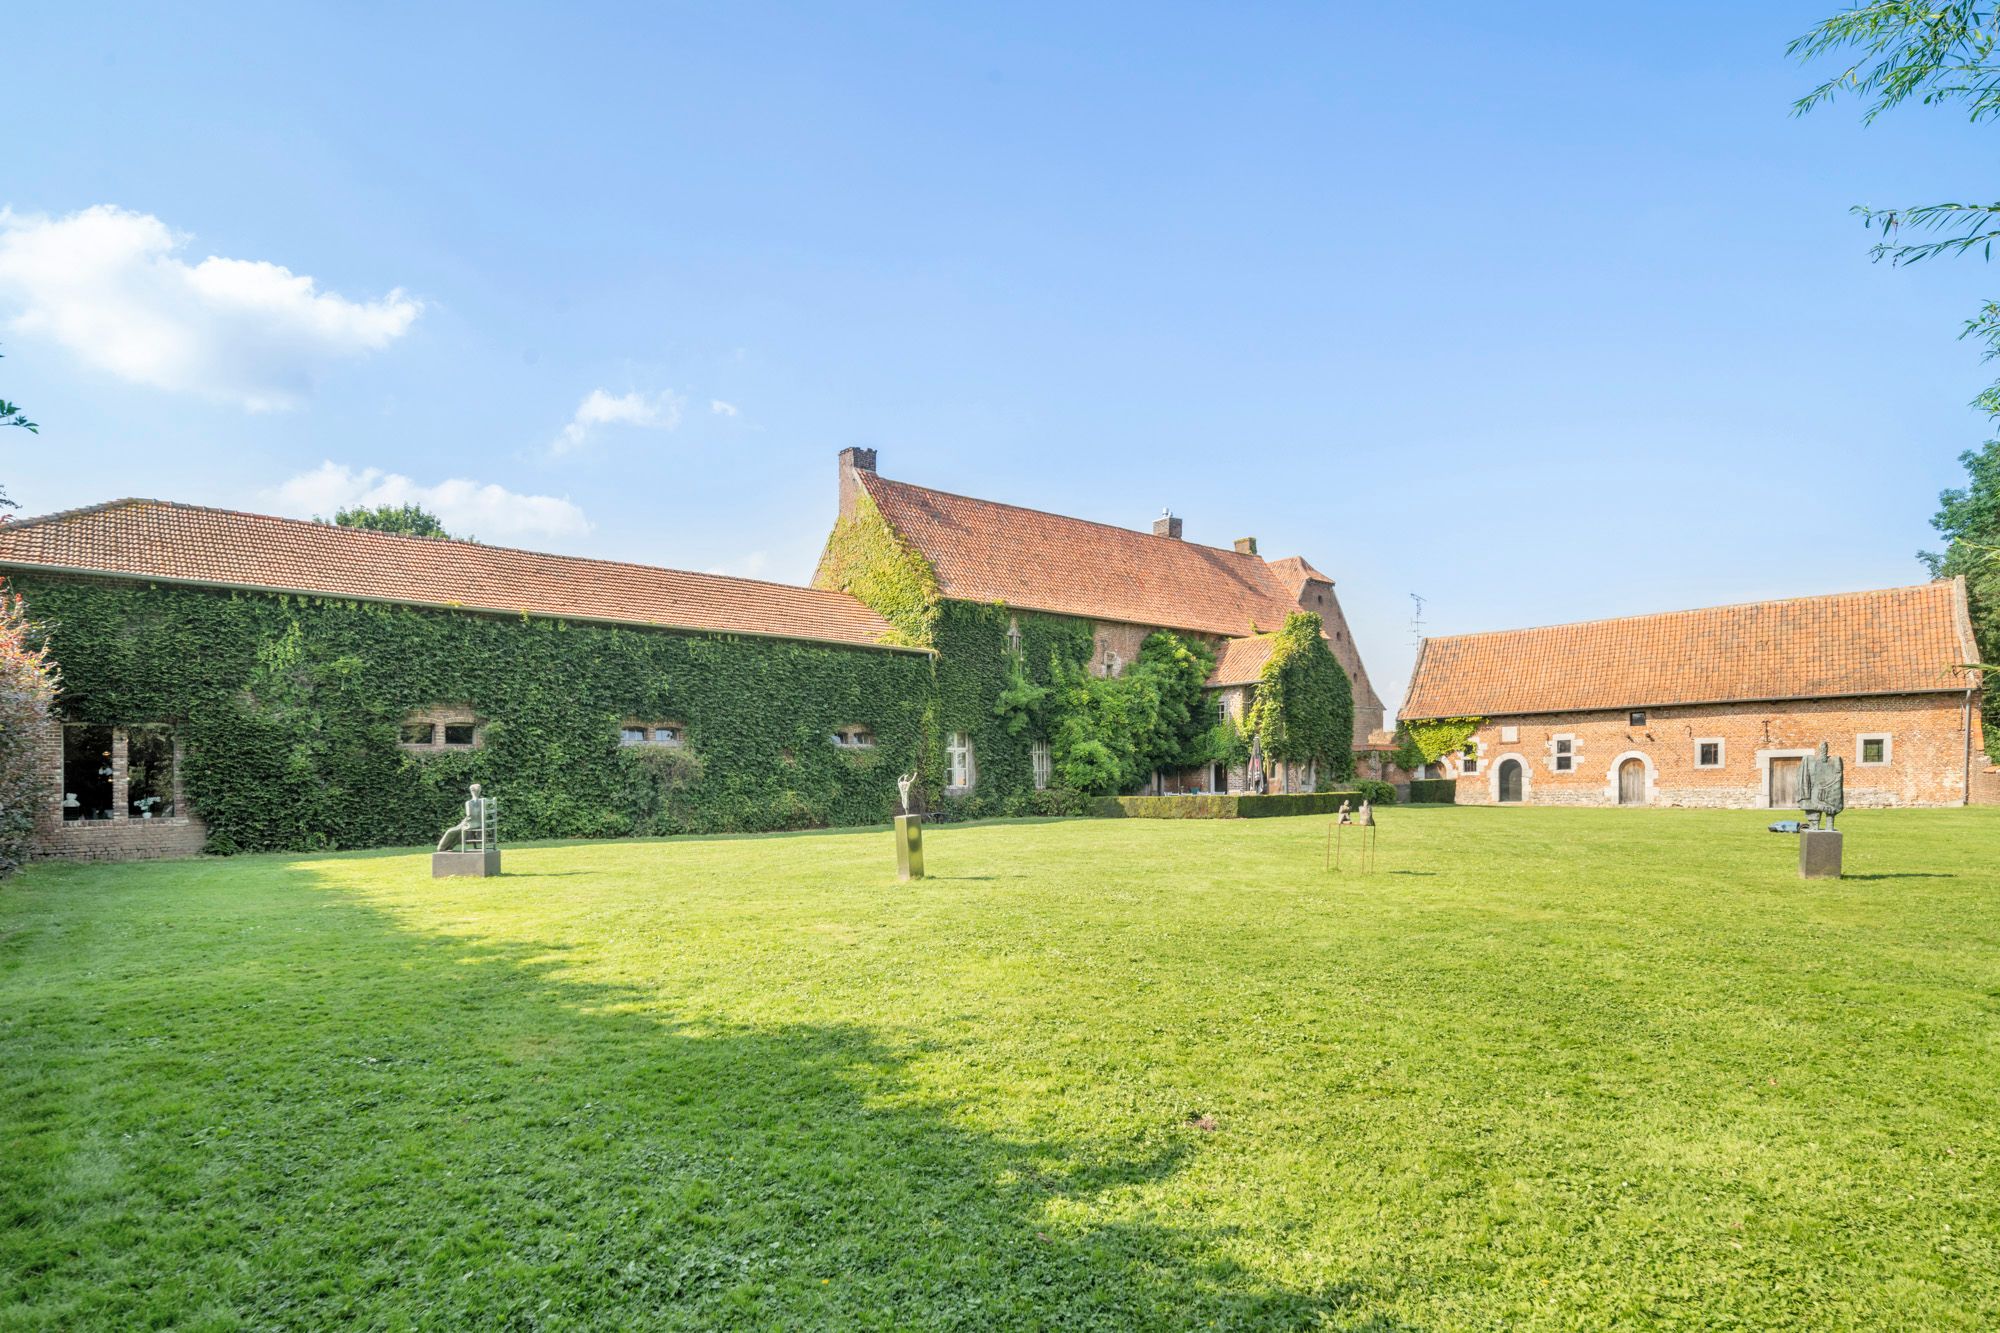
xmin=127 ymin=726 xmax=176 ymax=819
xmin=1461 ymin=744 xmax=1479 ymax=775
xmin=1628 ymin=711 xmax=1647 ymax=727
xmin=62 ymin=724 xmax=116 ymax=822
xmin=1553 ymin=736 xmax=1574 ymax=773
xmin=1695 ymin=739 xmax=1724 ymax=769
xmin=1031 ymin=739 xmax=1052 ymax=790
xmin=400 ymin=721 xmax=436 ymax=745
xmin=947 ymin=731 xmax=975 ymax=790
xmin=651 ymin=726 xmax=682 ymax=746
xmin=621 ymin=726 xmax=648 ymax=746
xmin=1858 ymin=735 xmax=1890 ymax=766
xmin=443 ymin=723 xmax=477 ymax=747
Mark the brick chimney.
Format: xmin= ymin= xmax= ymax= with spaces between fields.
xmin=1233 ymin=536 xmax=1258 ymax=555
xmin=837 ymin=447 xmax=878 ymax=519
xmin=1152 ymin=509 xmax=1183 ymax=540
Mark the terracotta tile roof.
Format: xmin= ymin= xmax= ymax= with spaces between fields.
xmin=0 ymin=499 xmax=911 ymax=651
xmin=1400 ymin=580 xmax=1978 ymax=719
xmin=1207 ymin=634 xmax=1276 ymax=686
xmin=1264 ymin=555 xmax=1333 ymax=598
xmin=861 ymin=472 xmax=1306 ymax=637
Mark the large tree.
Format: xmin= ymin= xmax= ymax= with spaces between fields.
xmin=1795 ymin=4 xmax=2000 ymax=751
xmin=329 ymin=503 xmax=459 ymax=541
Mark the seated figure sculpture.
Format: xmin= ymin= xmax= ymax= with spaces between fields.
xmin=437 ymin=782 xmax=489 ymax=852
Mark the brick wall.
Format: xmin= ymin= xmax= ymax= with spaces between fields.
xmin=1292 ymin=576 xmax=1387 ymax=737
xmin=1443 ymin=692 xmax=1976 ymax=809
xmin=34 ymin=718 xmax=207 ymax=861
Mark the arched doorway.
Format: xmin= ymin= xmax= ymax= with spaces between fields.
xmin=1617 ymin=757 xmax=1646 ymax=805
xmin=1497 ymin=757 xmax=1524 ymax=804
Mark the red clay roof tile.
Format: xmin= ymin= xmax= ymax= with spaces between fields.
xmin=861 ymin=472 xmax=1306 ymax=637
xmin=0 ymin=499 xmax=908 ymax=651
xmin=1400 ymin=580 xmax=1977 ymax=719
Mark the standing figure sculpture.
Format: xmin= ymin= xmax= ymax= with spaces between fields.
xmin=1798 ymin=742 xmax=1845 ymax=830
xmin=897 ymin=772 xmax=916 ymax=815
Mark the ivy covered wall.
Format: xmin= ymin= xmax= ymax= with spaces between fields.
xmin=21 ymin=575 xmax=933 ymax=853
xmin=929 ymin=600 xmax=1096 ymax=815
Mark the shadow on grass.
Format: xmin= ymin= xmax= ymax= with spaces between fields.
xmin=2 ymin=863 xmax=1388 ymax=1330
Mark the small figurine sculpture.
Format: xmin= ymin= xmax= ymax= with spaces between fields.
xmin=1357 ymin=800 xmax=1375 ymax=828
xmin=893 ymin=772 xmax=923 ymax=881
xmin=433 ymin=783 xmax=500 ymax=877
xmin=1337 ymin=799 xmax=1353 ymax=825
xmin=1798 ymin=742 xmax=1845 ymax=830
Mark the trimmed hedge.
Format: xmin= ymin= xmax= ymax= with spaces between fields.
xmin=1406 ymin=778 xmax=1457 ymax=804
xmin=1094 ymin=791 xmax=1365 ymax=820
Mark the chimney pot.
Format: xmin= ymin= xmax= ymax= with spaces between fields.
xmin=1152 ymin=510 xmax=1183 ymax=540
xmin=1233 ymin=536 xmax=1258 ymax=555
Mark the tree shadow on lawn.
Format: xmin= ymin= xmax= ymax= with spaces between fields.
xmin=12 ymin=865 xmax=1391 ymax=1331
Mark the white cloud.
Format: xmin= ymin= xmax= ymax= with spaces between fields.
xmin=710 ymin=398 xmax=739 ymax=417
xmin=270 ymin=461 xmax=590 ymax=542
xmin=0 ymin=205 xmax=420 ymax=411
xmin=552 ymin=387 xmax=684 ymax=456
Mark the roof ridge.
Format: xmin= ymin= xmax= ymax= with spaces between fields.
xmin=0 ymin=496 xmax=154 ymax=532
xmin=864 ymin=471 xmax=1266 ymax=563
xmin=1421 ymin=580 xmax=1953 ymax=644
xmin=6 ymin=497 xmax=867 ymax=604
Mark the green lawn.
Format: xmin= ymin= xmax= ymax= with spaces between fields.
xmin=3 ymin=809 xmax=1997 ymax=1330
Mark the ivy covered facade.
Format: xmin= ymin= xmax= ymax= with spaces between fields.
xmin=4 ymin=454 xmax=1383 ymax=859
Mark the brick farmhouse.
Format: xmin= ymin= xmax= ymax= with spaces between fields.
xmin=1 ymin=450 xmax=1387 ymax=859
xmin=1399 ymin=581 xmax=1985 ymax=808
xmin=820 ymin=448 xmax=1387 ymax=797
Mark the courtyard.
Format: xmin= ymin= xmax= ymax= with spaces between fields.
xmin=3 ymin=808 xmax=1997 ymax=1329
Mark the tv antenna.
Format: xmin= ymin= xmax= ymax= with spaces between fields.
xmin=1409 ymin=593 xmax=1426 ymax=646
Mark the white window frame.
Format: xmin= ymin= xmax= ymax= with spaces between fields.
xmin=1856 ymin=733 xmax=1892 ymax=767
xmin=1030 ymin=739 xmax=1052 ymax=791
xmin=947 ymin=731 xmax=976 ymax=791
xmin=1549 ymin=733 xmax=1576 ymax=774
xmin=1694 ymin=737 xmax=1725 ymax=769
xmin=1006 ymin=617 xmax=1022 ymax=657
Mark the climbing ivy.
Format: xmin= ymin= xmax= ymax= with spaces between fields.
xmin=1246 ymin=612 xmax=1356 ymax=783
xmin=1404 ymin=716 xmax=1483 ymax=764
xmin=811 ymin=490 xmax=943 ymax=648
xmin=19 ymin=575 xmax=933 ymax=853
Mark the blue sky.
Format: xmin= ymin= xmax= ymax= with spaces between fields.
xmin=2 ymin=2 xmax=1992 ymax=722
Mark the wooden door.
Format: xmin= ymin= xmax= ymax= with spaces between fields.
xmin=1769 ymin=756 xmax=1802 ymax=807
xmin=1497 ymin=758 xmax=1523 ymax=803
xmin=1617 ymin=757 xmax=1645 ymax=805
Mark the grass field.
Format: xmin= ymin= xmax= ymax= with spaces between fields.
xmin=4 ymin=808 xmax=1998 ymax=1330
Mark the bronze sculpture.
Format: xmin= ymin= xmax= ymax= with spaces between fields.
xmin=1798 ymin=742 xmax=1845 ymax=830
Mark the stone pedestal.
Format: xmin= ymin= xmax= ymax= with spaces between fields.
xmin=894 ymin=813 xmax=924 ymax=881
xmin=433 ymin=849 xmax=501 ymax=878
xmin=1799 ymin=829 xmax=1842 ymax=880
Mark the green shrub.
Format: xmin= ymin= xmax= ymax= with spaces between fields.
xmin=1096 ymin=791 xmax=1364 ymax=820
xmin=1407 ymin=778 xmax=1457 ymax=804
xmin=1352 ymin=779 xmax=1396 ymax=805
